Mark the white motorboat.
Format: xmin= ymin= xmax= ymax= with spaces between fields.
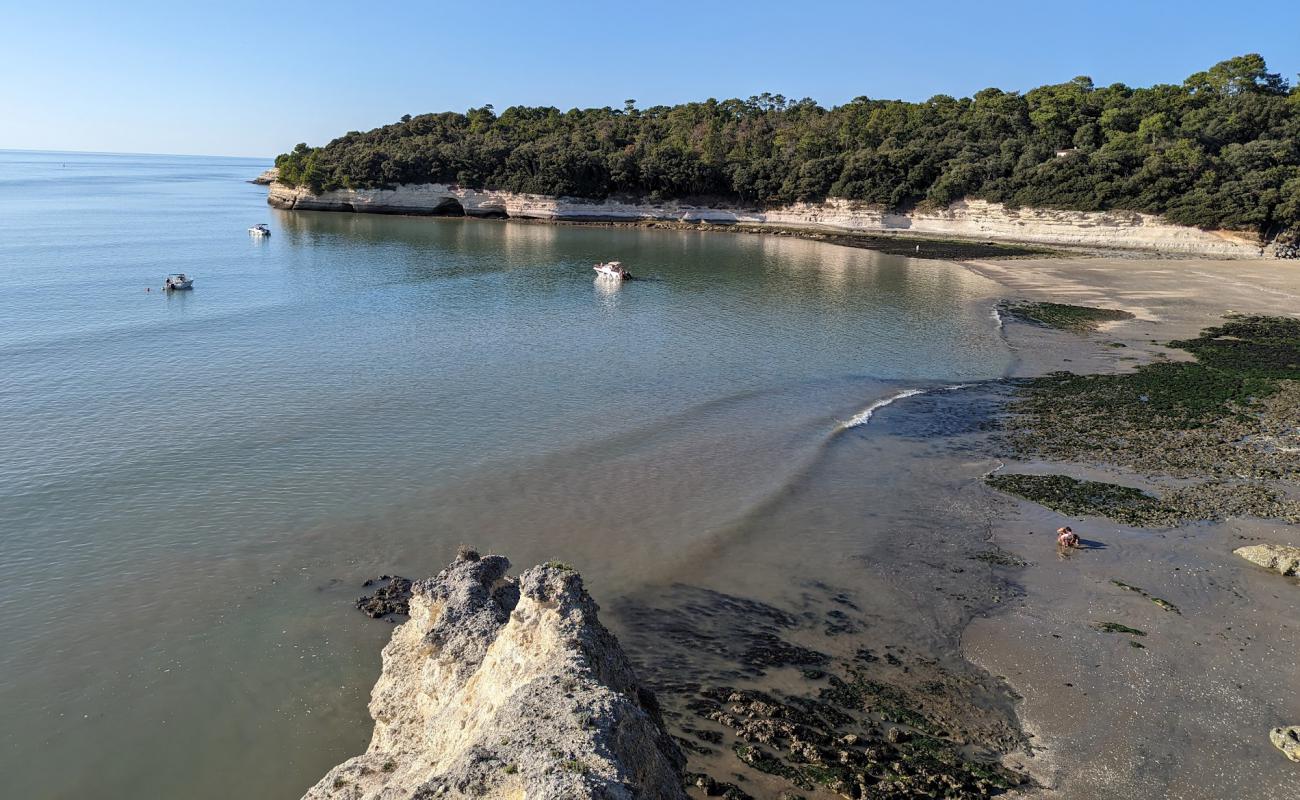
xmin=248 ymin=223 xmax=271 ymax=236
xmin=164 ymin=273 xmax=194 ymax=290
xmin=593 ymin=261 xmax=630 ymax=280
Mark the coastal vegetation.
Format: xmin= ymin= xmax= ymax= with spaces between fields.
xmin=275 ymin=55 xmax=1300 ymax=239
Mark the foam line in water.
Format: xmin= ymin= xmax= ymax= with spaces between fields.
xmin=842 ymin=389 xmax=926 ymax=428
xmin=840 ymin=383 xmax=976 ymax=429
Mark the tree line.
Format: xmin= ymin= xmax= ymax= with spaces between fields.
xmin=275 ymin=55 xmax=1300 ymax=238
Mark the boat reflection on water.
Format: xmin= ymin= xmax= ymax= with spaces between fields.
xmin=593 ymin=271 xmax=623 ymax=310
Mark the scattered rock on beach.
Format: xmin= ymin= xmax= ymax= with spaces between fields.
xmin=688 ymin=683 xmax=1022 ymax=796
xmin=354 ymin=575 xmax=413 ymax=619
xmin=1271 ymin=726 xmax=1300 ymax=762
xmin=1234 ymin=544 xmax=1300 ymax=577
xmin=615 ymin=582 xmax=1028 ymax=796
xmin=685 ymin=772 xmax=753 ymax=798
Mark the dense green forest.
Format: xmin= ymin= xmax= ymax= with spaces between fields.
xmin=276 ymin=55 xmax=1300 ymax=237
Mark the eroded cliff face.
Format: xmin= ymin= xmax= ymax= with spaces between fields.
xmin=266 ymin=181 xmax=1266 ymax=257
xmin=301 ymin=552 xmax=685 ymax=800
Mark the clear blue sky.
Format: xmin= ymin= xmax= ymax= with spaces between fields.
xmin=2 ymin=0 xmax=1296 ymax=158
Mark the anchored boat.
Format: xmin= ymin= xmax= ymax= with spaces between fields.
xmin=593 ymin=261 xmax=630 ymax=280
xmin=164 ymin=273 xmax=194 ymax=291
xmin=248 ymin=223 xmax=271 ymax=236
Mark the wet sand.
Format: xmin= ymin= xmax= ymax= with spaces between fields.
xmin=609 ymin=387 xmax=1038 ymax=798
xmin=960 ymin=257 xmax=1300 ymax=799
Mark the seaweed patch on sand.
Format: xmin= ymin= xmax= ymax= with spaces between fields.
xmin=712 ymin=678 xmax=1025 ymax=798
xmin=1009 ymin=315 xmax=1300 ymax=452
xmin=985 ymin=474 xmax=1170 ymax=525
xmin=1002 ymin=302 xmax=1134 ymax=333
xmin=1110 ymin=580 xmax=1181 ymax=614
xmin=993 ymin=315 xmax=1300 ymax=524
xmin=970 ymin=547 xmax=1028 ymax=568
xmin=1090 ymin=621 xmax=1147 ymax=637
xmin=614 ymin=583 xmax=1030 ymax=798
xmin=985 ymin=473 xmax=1300 ymax=526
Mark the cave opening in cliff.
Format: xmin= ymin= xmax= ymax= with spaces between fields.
xmin=430 ymin=197 xmax=466 ymax=217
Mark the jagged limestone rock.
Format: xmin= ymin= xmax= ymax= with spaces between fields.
xmin=1234 ymin=544 xmax=1300 ymax=577
xmin=1271 ymin=726 xmax=1300 ymax=762
xmin=302 ymin=552 xmax=685 ymax=800
xmin=250 ymin=167 xmax=279 ymax=185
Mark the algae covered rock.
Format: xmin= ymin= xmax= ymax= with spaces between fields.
xmin=302 ymin=551 xmax=685 ymax=799
xmin=1270 ymin=726 xmax=1300 ymax=762
xmin=354 ymin=575 xmax=412 ymax=619
xmin=1234 ymin=544 xmax=1300 ymax=577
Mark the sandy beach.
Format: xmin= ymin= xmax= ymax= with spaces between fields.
xmin=959 ymin=256 xmax=1300 ymax=800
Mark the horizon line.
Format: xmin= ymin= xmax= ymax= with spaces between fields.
xmin=0 ymin=146 xmax=273 ymax=161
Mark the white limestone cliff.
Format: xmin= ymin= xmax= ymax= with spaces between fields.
xmin=267 ymin=181 xmax=1267 ymax=257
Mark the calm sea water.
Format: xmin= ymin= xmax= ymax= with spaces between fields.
xmin=0 ymin=151 xmax=1013 ymax=797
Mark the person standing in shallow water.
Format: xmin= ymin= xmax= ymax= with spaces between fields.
xmin=1057 ymin=526 xmax=1080 ymax=548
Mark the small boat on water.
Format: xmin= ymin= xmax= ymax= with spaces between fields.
xmin=593 ymin=261 xmax=630 ymax=280
xmin=164 ymin=273 xmax=194 ymax=291
xmin=248 ymin=223 xmax=271 ymax=236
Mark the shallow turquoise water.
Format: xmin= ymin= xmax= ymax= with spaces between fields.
xmin=0 ymin=150 xmax=1013 ymax=797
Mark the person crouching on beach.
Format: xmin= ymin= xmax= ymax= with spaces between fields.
xmin=1057 ymin=526 xmax=1080 ymax=548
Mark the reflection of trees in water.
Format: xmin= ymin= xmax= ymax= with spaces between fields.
xmin=755 ymin=233 xmax=997 ymax=304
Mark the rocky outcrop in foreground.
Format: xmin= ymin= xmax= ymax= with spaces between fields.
xmin=302 ymin=552 xmax=685 ymax=800
xmin=1234 ymin=544 xmax=1300 ymax=577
